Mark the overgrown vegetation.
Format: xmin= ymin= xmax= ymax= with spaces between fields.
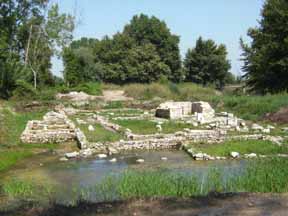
xmin=123 ymin=82 xmax=218 ymax=101
xmin=116 ymin=158 xmax=288 ymax=197
xmin=1 ymin=178 xmax=53 ymax=201
xmin=3 ymin=158 xmax=288 ymax=201
xmin=212 ymin=93 xmax=288 ymax=121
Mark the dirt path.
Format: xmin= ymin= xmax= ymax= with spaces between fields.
xmin=102 ymin=90 xmax=133 ymax=102
xmin=4 ymin=193 xmax=288 ymax=216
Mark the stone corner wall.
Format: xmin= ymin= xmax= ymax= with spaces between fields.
xmin=20 ymin=111 xmax=76 ymax=144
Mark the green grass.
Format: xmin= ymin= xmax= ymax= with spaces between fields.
xmin=211 ymin=93 xmax=288 ymax=121
xmin=110 ymin=158 xmax=288 ymax=199
xmin=123 ymin=82 xmax=218 ymax=101
xmin=190 ymin=140 xmax=288 ymax=157
xmin=2 ymin=158 xmax=288 ymax=202
xmin=103 ymin=101 xmax=124 ymax=109
xmin=1 ymin=178 xmax=53 ymax=200
xmin=232 ymin=158 xmax=288 ymax=193
xmin=114 ymin=120 xmax=157 ymax=134
xmin=79 ymin=123 xmax=123 ymax=143
xmin=114 ymin=119 xmax=197 ymax=135
xmin=0 ymin=151 xmax=33 ymax=172
xmin=99 ymin=109 xmax=144 ymax=117
xmin=0 ymin=103 xmax=58 ymax=173
xmin=19 ymin=143 xmax=59 ymax=150
xmin=0 ymin=108 xmax=45 ymax=147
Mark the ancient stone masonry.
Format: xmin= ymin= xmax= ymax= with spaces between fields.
xmin=104 ymin=129 xmax=224 ymax=152
xmin=21 ymin=112 xmax=76 ymax=144
xmin=156 ymin=101 xmax=219 ymax=123
xmin=20 ymin=101 xmax=287 ymax=161
xmin=156 ymin=101 xmax=193 ymax=119
xmin=90 ymin=114 xmax=122 ymax=132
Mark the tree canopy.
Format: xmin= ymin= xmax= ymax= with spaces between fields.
xmin=63 ymin=14 xmax=183 ymax=86
xmin=184 ymin=37 xmax=231 ymax=89
xmin=0 ymin=0 xmax=74 ymax=98
xmin=241 ymin=0 xmax=288 ymax=94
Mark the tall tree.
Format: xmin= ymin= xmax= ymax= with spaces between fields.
xmin=63 ymin=14 xmax=183 ymax=85
xmin=0 ymin=0 xmax=47 ymax=98
xmin=184 ymin=37 xmax=231 ymax=89
xmin=241 ymin=0 xmax=288 ymax=93
xmin=123 ymin=14 xmax=183 ymax=81
xmin=25 ymin=3 xmax=74 ymax=89
xmin=0 ymin=1 xmax=74 ymax=98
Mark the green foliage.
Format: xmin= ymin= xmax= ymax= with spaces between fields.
xmin=184 ymin=37 xmax=231 ymax=89
xmin=12 ymin=80 xmax=37 ymax=100
xmin=241 ymin=0 xmax=288 ymax=93
xmin=212 ymin=93 xmax=288 ymax=120
xmin=0 ymin=1 xmax=74 ymax=99
xmin=112 ymin=158 xmax=288 ymax=199
xmin=233 ymin=158 xmax=288 ymax=193
xmin=63 ymin=14 xmax=182 ymax=85
xmin=117 ymin=171 xmax=201 ymax=198
xmin=73 ymin=82 xmax=102 ymax=96
xmin=123 ymin=82 xmax=218 ymax=101
xmin=0 ymin=151 xmax=33 ymax=172
xmin=1 ymin=178 xmax=54 ymax=200
xmin=192 ymin=140 xmax=288 ymax=157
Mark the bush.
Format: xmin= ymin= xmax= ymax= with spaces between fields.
xmin=73 ymin=82 xmax=102 ymax=95
xmin=12 ymin=80 xmax=37 ymax=100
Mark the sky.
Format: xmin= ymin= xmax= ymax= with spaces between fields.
xmin=52 ymin=0 xmax=264 ymax=77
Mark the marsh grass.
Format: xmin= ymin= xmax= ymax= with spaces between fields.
xmin=114 ymin=158 xmax=288 ymax=198
xmin=0 ymin=151 xmax=33 ymax=172
xmin=1 ymin=178 xmax=54 ymax=200
xmin=2 ymin=159 xmax=288 ymax=203
xmin=191 ymin=140 xmax=288 ymax=157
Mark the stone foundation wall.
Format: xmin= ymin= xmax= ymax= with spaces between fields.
xmin=21 ymin=112 xmax=76 ymax=144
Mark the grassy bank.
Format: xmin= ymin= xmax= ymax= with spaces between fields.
xmin=0 ymin=102 xmax=58 ymax=172
xmin=212 ymin=93 xmax=288 ymax=121
xmin=116 ymin=158 xmax=288 ymax=198
xmin=0 ymin=151 xmax=33 ymax=172
xmin=3 ymin=158 xmax=288 ymax=202
xmin=189 ymin=140 xmax=288 ymax=157
xmin=123 ymin=82 xmax=219 ymax=101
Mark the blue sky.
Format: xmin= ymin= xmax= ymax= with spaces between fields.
xmin=53 ymin=0 xmax=264 ymax=77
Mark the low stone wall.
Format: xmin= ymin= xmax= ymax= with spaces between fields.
xmin=21 ymin=112 xmax=76 ymax=144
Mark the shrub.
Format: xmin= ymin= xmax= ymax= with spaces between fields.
xmin=12 ymin=80 xmax=37 ymax=100
xmin=73 ymin=82 xmax=102 ymax=95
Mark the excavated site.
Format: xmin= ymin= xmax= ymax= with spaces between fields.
xmin=20 ymin=98 xmax=286 ymax=161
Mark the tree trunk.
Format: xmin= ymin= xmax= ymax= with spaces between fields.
xmin=25 ymin=25 xmax=33 ymax=66
xmin=30 ymin=66 xmax=37 ymax=89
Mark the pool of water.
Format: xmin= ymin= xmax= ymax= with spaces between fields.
xmin=0 ymin=150 xmax=247 ymax=204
